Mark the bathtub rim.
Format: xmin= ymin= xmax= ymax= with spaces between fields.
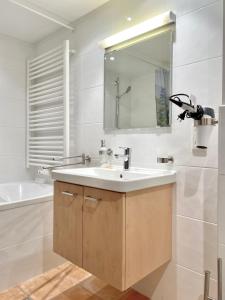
xmin=0 ymin=194 xmax=53 ymax=211
xmin=0 ymin=181 xmax=53 ymax=211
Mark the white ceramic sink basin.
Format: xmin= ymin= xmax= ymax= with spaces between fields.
xmin=52 ymin=166 xmax=176 ymax=192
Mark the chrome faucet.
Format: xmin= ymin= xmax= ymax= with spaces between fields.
xmin=114 ymin=147 xmax=131 ymax=170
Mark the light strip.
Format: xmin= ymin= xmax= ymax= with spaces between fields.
xmin=100 ymin=11 xmax=175 ymax=49
xmin=9 ymin=0 xmax=74 ymax=31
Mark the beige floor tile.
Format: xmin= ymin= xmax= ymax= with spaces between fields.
xmin=95 ymin=285 xmax=124 ymax=300
xmin=50 ymin=293 xmax=70 ymax=300
xmin=44 ymin=263 xmax=76 ymax=281
xmin=1 ymin=263 xmax=148 ymax=300
xmin=63 ymin=285 xmax=101 ymax=300
xmin=45 ymin=263 xmax=90 ymax=286
xmin=80 ymin=276 xmax=107 ymax=294
xmin=19 ymin=274 xmax=48 ymax=296
xmin=80 ymin=276 xmax=122 ymax=300
xmin=66 ymin=267 xmax=91 ymax=285
xmin=118 ymin=290 xmax=150 ymax=300
xmin=0 ymin=286 xmax=26 ymax=300
xmin=19 ymin=273 xmax=73 ymax=300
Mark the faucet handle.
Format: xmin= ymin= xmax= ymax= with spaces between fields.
xmin=119 ymin=147 xmax=131 ymax=154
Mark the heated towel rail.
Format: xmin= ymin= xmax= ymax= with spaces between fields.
xmin=27 ymin=40 xmax=72 ymax=168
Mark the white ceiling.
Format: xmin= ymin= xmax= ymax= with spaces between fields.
xmin=0 ymin=0 xmax=109 ymax=44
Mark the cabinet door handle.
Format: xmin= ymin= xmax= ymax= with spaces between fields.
xmin=85 ymin=196 xmax=101 ymax=202
xmin=203 ymin=258 xmax=222 ymax=300
xmin=203 ymin=270 xmax=211 ymax=300
xmin=218 ymin=258 xmax=222 ymax=300
xmin=62 ymin=191 xmax=78 ymax=197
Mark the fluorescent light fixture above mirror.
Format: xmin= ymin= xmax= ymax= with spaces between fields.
xmin=100 ymin=11 xmax=176 ymax=50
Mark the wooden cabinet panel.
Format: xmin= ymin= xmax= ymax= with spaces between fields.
xmin=53 ymin=181 xmax=173 ymax=291
xmin=83 ymin=187 xmax=126 ymax=290
xmin=125 ymin=184 xmax=172 ymax=288
xmin=54 ymin=181 xmax=83 ymax=267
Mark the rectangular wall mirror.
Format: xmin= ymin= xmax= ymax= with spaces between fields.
xmin=104 ymin=29 xmax=173 ymax=130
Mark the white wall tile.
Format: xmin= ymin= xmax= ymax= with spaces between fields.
xmin=218 ymin=175 xmax=225 ymax=245
xmin=174 ymin=1 xmax=222 ymax=66
xmin=42 ymin=235 xmax=66 ymax=273
xmin=0 ymin=100 xmax=25 ymax=128
xmin=70 ymin=125 xmax=84 ymax=155
xmin=0 ymin=201 xmax=53 ymax=250
xmin=177 ymin=166 xmax=217 ymax=223
xmin=0 ymin=33 xmax=33 ymax=61
xmin=172 ymin=0 xmax=220 ymax=17
xmin=173 ymin=57 xmax=222 ymax=111
xmin=219 ymin=106 xmax=225 ymax=174
xmin=177 ymin=216 xmax=217 ymax=279
xmin=0 ymin=128 xmax=25 ymax=156
xmin=0 ymin=61 xmax=27 ymax=101
xmin=83 ymin=123 xmax=105 ymax=157
xmin=70 ymin=55 xmax=82 ymax=92
xmin=177 ymin=265 xmax=217 ymax=300
xmin=71 ymin=89 xmax=83 ymax=126
xmin=0 ymin=235 xmax=64 ymax=291
xmin=82 ymin=86 xmax=104 ymax=124
xmin=0 ymin=34 xmax=33 ymax=183
xmin=0 ymin=199 xmax=63 ymax=290
xmin=0 ymin=156 xmax=29 ymax=183
xmin=134 ymin=261 xmax=177 ymax=300
xmin=81 ymin=49 xmax=104 ymax=90
xmin=73 ymin=86 xmax=104 ymax=125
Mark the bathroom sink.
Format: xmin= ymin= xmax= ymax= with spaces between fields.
xmin=52 ymin=166 xmax=176 ymax=192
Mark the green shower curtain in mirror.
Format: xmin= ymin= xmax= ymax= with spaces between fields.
xmin=155 ymin=68 xmax=170 ymax=127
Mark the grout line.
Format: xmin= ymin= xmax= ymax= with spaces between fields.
xmin=177 ymin=264 xmax=217 ymax=281
xmin=175 ymin=164 xmax=218 ymax=170
xmin=79 ymin=84 xmax=104 ymax=91
xmin=17 ymin=285 xmax=29 ymax=298
xmin=176 ymin=0 xmax=220 ymax=19
xmin=176 ymin=214 xmax=217 ymax=226
xmin=173 ymin=55 xmax=222 ymax=69
xmin=71 ymin=122 xmax=103 ymax=127
xmin=0 ymin=233 xmax=53 ymax=253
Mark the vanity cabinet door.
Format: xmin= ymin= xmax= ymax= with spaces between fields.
xmin=54 ymin=181 xmax=83 ymax=267
xmin=83 ymin=187 xmax=126 ymax=290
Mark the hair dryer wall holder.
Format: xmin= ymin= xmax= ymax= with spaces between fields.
xmin=193 ymin=117 xmax=218 ymax=150
xmin=194 ymin=117 xmax=218 ymax=126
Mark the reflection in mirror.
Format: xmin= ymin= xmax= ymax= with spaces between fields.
xmin=104 ymin=30 xmax=173 ymax=130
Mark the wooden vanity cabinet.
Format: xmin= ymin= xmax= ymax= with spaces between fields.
xmin=83 ymin=187 xmax=126 ymax=289
xmin=53 ymin=182 xmax=83 ymax=267
xmin=53 ymin=181 xmax=173 ymax=291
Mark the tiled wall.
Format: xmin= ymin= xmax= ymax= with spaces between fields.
xmin=0 ymin=33 xmax=33 ymax=182
xmin=218 ymin=106 xmax=225 ymax=298
xmin=36 ymin=0 xmax=222 ymax=299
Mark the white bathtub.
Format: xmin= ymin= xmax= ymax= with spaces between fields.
xmin=0 ymin=181 xmax=65 ymax=291
xmin=0 ymin=181 xmax=53 ymax=211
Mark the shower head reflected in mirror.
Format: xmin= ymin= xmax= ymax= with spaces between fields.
xmin=125 ymin=86 xmax=131 ymax=94
xmin=117 ymin=85 xmax=132 ymax=100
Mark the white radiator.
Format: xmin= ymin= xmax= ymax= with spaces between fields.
xmin=27 ymin=41 xmax=71 ymax=168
